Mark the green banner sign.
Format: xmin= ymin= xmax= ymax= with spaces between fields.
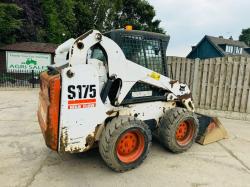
xmin=6 ymin=51 xmax=51 ymax=72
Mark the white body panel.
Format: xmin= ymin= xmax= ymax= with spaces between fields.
xmin=59 ymin=65 xmax=107 ymax=152
xmin=54 ymin=38 xmax=75 ymax=67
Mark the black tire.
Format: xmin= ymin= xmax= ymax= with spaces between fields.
xmin=156 ymin=107 xmax=199 ymax=153
xmin=99 ymin=116 xmax=152 ymax=172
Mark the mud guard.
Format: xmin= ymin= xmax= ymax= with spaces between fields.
xmin=196 ymin=114 xmax=228 ymax=145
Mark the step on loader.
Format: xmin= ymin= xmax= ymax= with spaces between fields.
xmin=37 ymin=27 xmax=227 ymax=172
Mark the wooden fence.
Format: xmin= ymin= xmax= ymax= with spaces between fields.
xmin=166 ymin=56 xmax=250 ymax=120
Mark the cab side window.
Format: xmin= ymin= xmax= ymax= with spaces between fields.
xmin=88 ymin=45 xmax=108 ymax=65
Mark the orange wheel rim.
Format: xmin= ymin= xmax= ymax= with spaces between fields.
xmin=116 ymin=130 xmax=145 ymax=164
xmin=175 ymin=120 xmax=194 ymax=146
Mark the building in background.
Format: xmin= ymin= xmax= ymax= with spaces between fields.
xmin=0 ymin=42 xmax=58 ymax=72
xmin=187 ymin=35 xmax=250 ymax=59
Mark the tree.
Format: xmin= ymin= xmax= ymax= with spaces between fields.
xmin=74 ymin=0 xmax=119 ymax=35
xmin=0 ymin=0 xmax=165 ymax=45
xmin=112 ymin=0 xmax=165 ymax=33
xmin=73 ymin=0 xmax=98 ymax=36
xmin=239 ymin=28 xmax=250 ymax=46
xmin=0 ymin=3 xmax=22 ymax=45
xmin=74 ymin=0 xmax=164 ymax=34
xmin=7 ymin=0 xmax=45 ymax=42
xmin=39 ymin=0 xmax=69 ymax=43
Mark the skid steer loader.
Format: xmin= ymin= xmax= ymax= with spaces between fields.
xmin=37 ymin=27 xmax=227 ymax=172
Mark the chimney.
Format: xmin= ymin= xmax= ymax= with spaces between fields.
xmin=219 ymin=36 xmax=223 ymax=39
xmin=229 ymin=36 xmax=233 ymax=40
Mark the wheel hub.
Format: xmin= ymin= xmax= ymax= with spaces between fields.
xmin=175 ymin=121 xmax=194 ymax=146
xmin=116 ymin=130 xmax=145 ymax=164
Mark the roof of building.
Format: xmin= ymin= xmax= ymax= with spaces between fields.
xmin=188 ymin=35 xmax=250 ymax=57
xmin=207 ymin=35 xmax=248 ymax=48
xmin=0 ymin=42 xmax=58 ymax=53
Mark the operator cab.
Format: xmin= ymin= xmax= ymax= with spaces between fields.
xmin=104 ymin=29 xmax=170 ymax=76
xmin=104 ymin=29 xmax=170 ymax=104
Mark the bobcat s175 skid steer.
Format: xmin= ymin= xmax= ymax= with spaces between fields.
xmin=37 ymin=27 xmax=227 ymax=172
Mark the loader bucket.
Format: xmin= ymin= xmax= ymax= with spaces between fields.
xmin=195 ymin=114 xmax=228 ymax=145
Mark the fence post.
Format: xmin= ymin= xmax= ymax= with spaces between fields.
xmin=32 ymin=70 xmax=35 ymax=88
xmin=166 ymin=56 xmax=172 ymax=78
xmin=246 ymin=58 xmax=250 ymax=114
xmin=192 ymin=58 xmax=200 ymax=103
xmin=247 ymin=91 xmax=250 ymax=114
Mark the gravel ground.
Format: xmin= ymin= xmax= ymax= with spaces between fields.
xmin=0 ymin=90 xmax=250 ymax=187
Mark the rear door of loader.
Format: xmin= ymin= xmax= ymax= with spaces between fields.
xmin=37 ymin=72 xmax=61 ymax=151
xmin=58 ymin=64 xmax=107 ymax=153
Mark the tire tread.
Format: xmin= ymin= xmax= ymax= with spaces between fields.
xmin=157 ymin=107 xmax=199 ymax=153
xmin=99 ymin=116 xmax=151 ymax=172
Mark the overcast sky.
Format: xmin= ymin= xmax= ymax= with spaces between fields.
xmin=148 ymin=0 xmax=250 ymax=57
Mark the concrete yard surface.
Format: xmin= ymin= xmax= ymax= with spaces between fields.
xmin=0 ymin=90 xmax=250 ymax=187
